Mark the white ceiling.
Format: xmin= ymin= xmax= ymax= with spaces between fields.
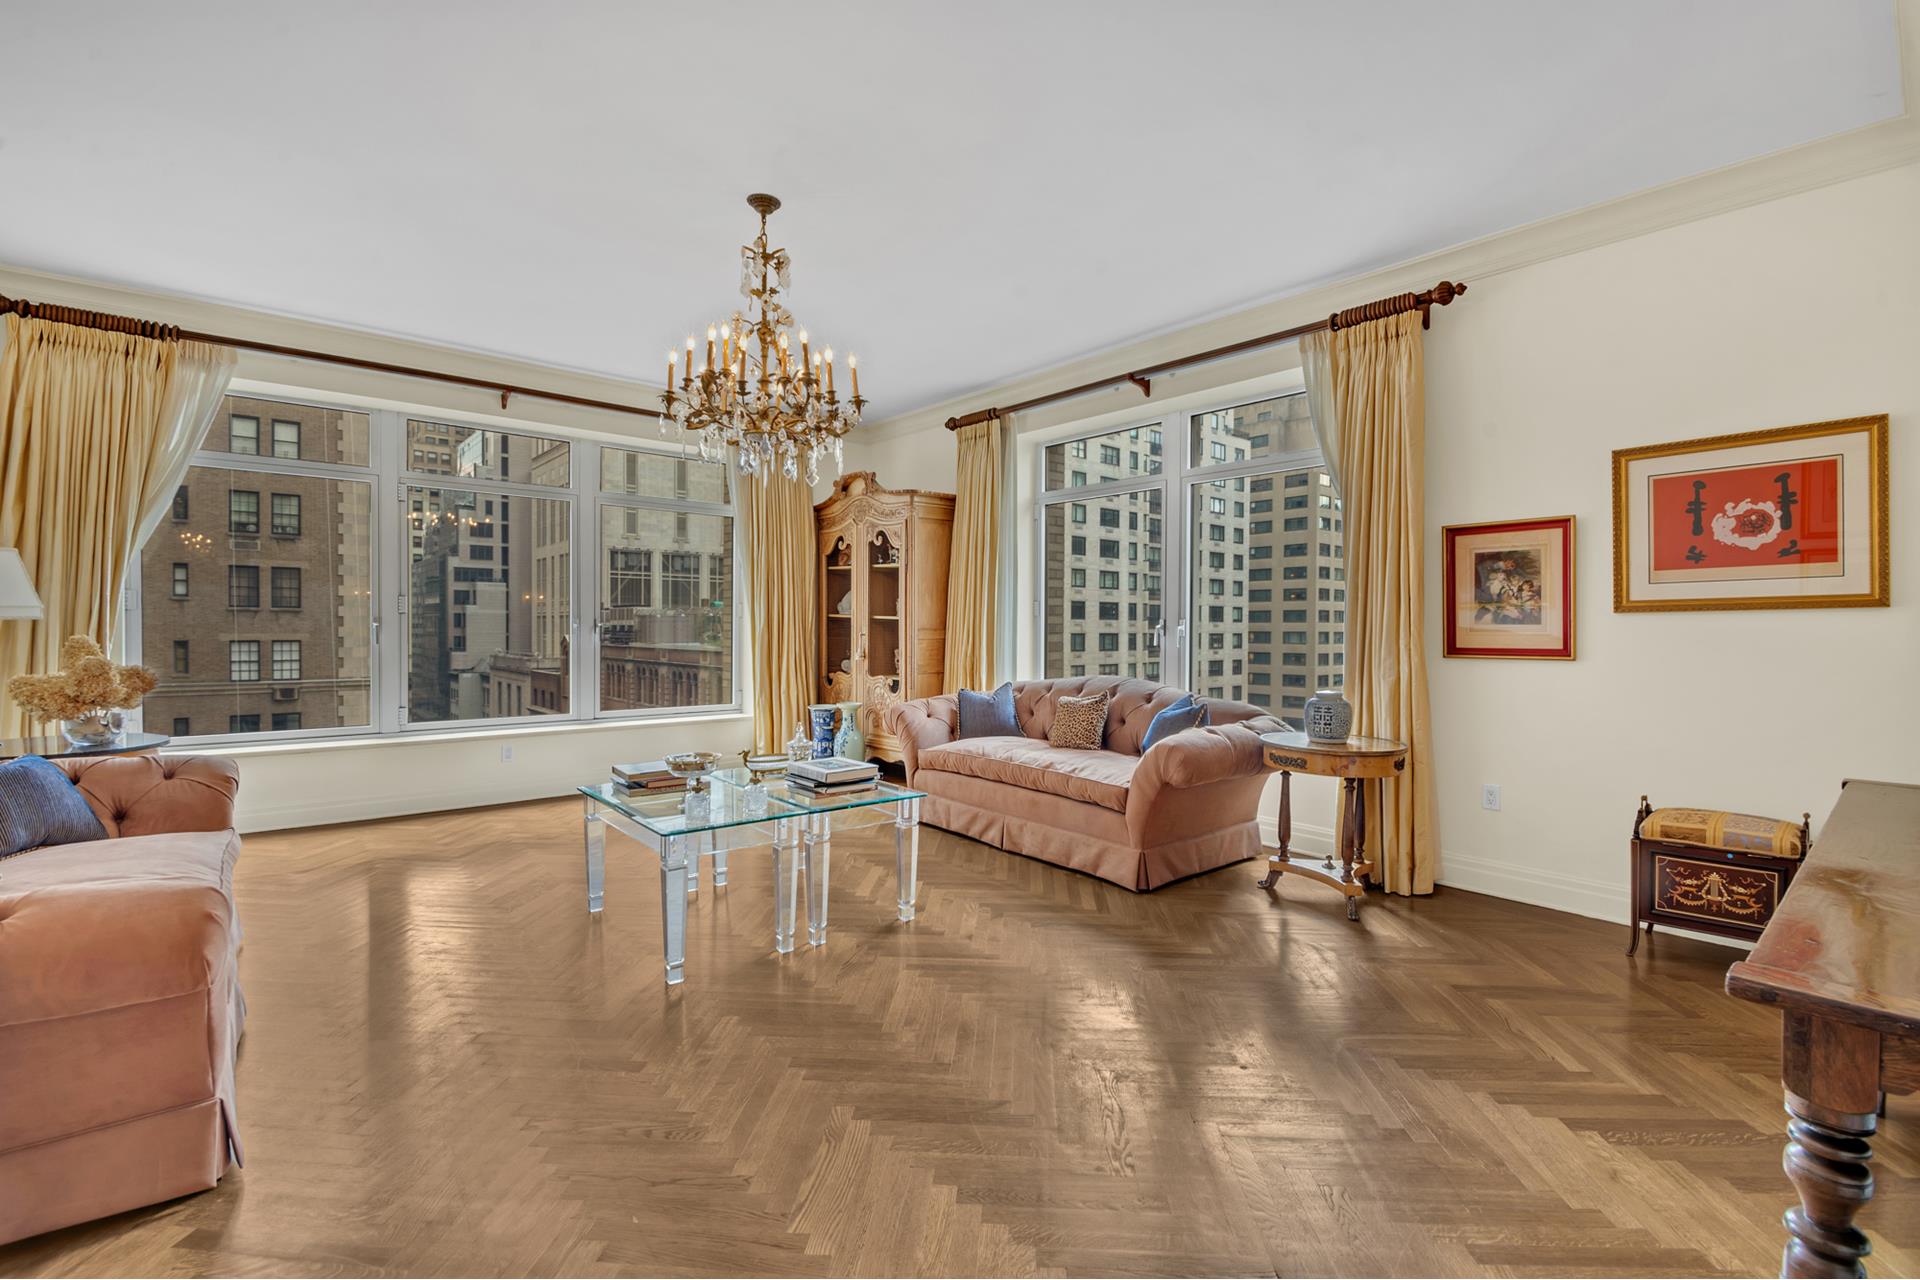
xmin=1 ymin=1 xmax=1904 ymax=418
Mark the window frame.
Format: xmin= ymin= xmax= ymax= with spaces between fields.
xmin=126 ymin=391 xmax=748 ymax=748
xmin=1032 ymin=387 xmax=1332 ymax=709
xmin=592 ymin=445 xmax=742 ymax=722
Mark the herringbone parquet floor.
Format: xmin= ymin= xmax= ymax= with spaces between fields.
xmin=3 ymin=798 xmax=1914 ymax=1278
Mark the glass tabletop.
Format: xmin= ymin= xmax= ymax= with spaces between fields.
xmin=579 ymin=766 xmax=924 ymax=838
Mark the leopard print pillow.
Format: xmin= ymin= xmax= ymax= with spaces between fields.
xmin=1048 ymin=692 xmax=1110 ymax=751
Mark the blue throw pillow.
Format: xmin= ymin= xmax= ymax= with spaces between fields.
xmin=956 ymin=681 xmax=1020 ymax=739
xmin=0 ymin=756 xmax=107 ymax=857
xmin=1141 ymin=695 xmax=1209 ymax=753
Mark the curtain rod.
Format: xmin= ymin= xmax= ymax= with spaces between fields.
xmin=943 ymin=279 xmax=1466 ymax=431
xmin=0 ymin=293 xmax=664 ymax=420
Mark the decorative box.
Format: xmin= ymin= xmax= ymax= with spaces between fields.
xmin=1627 ymin=798 xmax=1809 ymax=955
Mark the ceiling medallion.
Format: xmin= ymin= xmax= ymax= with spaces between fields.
xmin=660 ymin=193 xmax=863 ymax=484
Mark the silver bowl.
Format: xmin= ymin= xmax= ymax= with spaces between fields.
xmin=664 ymin=750 xmax=720 ymax=793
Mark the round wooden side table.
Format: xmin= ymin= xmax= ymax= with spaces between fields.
xmin=1255 ymin=730 xmax=1408 ymax=920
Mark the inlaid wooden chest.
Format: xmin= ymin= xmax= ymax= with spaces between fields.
xmin=1627 ymin=797 xmax=1808 ymax=954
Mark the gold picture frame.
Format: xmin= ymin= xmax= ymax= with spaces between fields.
xmin=1612 ymin=415 xmax=1888 ymax=613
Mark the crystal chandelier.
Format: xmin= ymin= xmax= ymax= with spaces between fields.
xmin=660 ymin=193 xmax=863 ymax=484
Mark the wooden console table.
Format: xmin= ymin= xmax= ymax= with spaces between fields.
xmin=1726 ymin=779 xmax=1920 ymax=1278
xmin=1255 ymin=730 xmax=1407 ymax=921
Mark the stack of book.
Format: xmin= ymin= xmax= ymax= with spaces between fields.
xmin=787 ymin=756 xmax=881 ymax=797
xmin=610 ymin=760 xmax=685 ymax=792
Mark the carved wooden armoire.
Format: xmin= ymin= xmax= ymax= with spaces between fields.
xmin=815 ymin=472 xmax=955 ymax=762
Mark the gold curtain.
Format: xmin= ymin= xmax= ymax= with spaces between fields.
xmin=944 ymin=416 xmax=1002 ymax=691
xmin=1301 ymin=311 xmax=1438 ymax=894
xmin=741 ymin=471 xmax=818 ymax=754
xmin=0 ymin=316 xmax=181 ymax=736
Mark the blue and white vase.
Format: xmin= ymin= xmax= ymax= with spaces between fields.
xmin=833 ymin=701 xmax=866 ymax=761
xmin=1303 ymin=689 xmax=1353 ymax=743
xmin=808 ymin=704 xmax=838 ymax=758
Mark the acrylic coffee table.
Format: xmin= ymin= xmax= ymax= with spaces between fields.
xmin=578 ymin=767 xmax=924 ymax=986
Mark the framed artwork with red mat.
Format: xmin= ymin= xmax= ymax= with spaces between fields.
xmin=1442 ymin=515 xmax=1575 ymax=659
xmin=1612 ymin=415 xmax=1888 ymax=612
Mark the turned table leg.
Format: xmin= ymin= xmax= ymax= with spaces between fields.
xmin=1778 ymin=1012 xmax=1881 ymax=1278
xmin=1258 ymin=770 xmax=1292 ymax=889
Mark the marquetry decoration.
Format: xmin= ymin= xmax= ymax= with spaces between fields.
xmin=816 ymin=472 xmax=954 ymax=762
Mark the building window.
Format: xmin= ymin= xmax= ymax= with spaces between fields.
xmin=271 ymin=420 xmax=301 ymax=459
xmin=271 ymin=566 xmax=302 ymax=609
xmin=171 ymin=487 xmax=189 ymax=521
xmin=172 ymin=640 xmax=189 ymax=674
xmin=272 ymin=713 xmax=303 ymax=732
xmin=228 ymin=565 xmax=260 ymax=609
xmin=272 ymin=640 xmax=301 ymax=681
xmin=228 ymin=490 xmax=259 ymax=534
xmin=229 ymin=415 xmax=259 ymax=454
xmin=229 ymin=640 xmax=260 ymax=681
xmin=662 ymin=552 xmax=700 ymax=609
xmin=229 ymin=714 xmax=260 ymax=734
xmin=171 ymin=717 xmax=190 ymax=736
xmin=271 ymin=493 xmax=301 ymax=536
xmin=171 ymin=563 xmax=189 ymax=599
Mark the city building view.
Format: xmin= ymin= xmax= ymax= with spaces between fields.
xmin=1042 ymin=391 xmax=1343 ymax=717
xmin=141 ymin=399 xmax=735 ymax=739
xmin=140 ymin=396 xmax=374 ymax=737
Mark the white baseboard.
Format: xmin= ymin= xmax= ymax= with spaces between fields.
xmin=1435 ymin=849 xmax=1752 ymax=950
xmin=238 ymin=781 xmax=577 ymax=833
xmin=1437 ymin=850 xmax=1623 ymax=923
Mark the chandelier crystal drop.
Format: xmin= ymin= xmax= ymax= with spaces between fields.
xmin=659 ymin=193 xmax=863 ymax=484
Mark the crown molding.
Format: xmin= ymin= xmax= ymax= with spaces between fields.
xmin=863 ymin=0 xmax=1920 ymax=443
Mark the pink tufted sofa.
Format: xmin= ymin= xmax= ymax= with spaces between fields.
xmin=0 ymin=755 xmax=243 ymax=1245
xmin=886 ymin=678 xmax=1285 ymax=890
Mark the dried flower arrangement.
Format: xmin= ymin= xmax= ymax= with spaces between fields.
xmin=6 ymin=635 xmax=159 ymax=724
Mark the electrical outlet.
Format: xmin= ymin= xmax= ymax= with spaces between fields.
xmin=500 ymin=744 xmax=514 ymax=763
xmin=1482 ymin=784 xmax=1501 ymax=812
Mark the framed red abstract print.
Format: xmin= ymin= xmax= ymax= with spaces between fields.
xmin=1612 ymin=416 xmax=1888 ymax=612
xmin=1442 ymin=516 xmax=1576 ymax=659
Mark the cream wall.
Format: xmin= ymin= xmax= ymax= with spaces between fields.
xmin=0 ymin=264 xmax=753 ymax=833
xmin=846 ymin=161 xmax=1920 ymax=921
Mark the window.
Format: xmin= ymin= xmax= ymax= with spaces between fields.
xmin=271 ymin=493 xmax=301 ymax=536
xmin=587 ymin=502 xmax=730 ymax=716
xmin=140 ymin=395 xmax=375 ymax=740
xmin=228 ymin=565 xmax=259 ymax=609
xmin=172 ymin=717 xmax=190 ymax=737
xmin=1043 ymin=424 xmax=1161 ymax=488
xmin=228 ymin=490 xmax=259 ymax=534
xmin=136 ymin=392 xmax=744 ymax=742
xmin=1039 ymin=390 xmax=1341 ymax=699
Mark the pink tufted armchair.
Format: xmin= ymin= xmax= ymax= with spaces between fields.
xmin=0 ymin=755 xmax=243 ymax=1244
xmin=886 ymin=678 xmax=1285 ymax=890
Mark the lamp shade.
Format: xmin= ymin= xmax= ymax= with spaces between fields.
xmin=0 ymin=548 xmax=44 ymax=620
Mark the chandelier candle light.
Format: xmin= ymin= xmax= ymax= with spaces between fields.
xmin=660 ymin=193 xmax=864 ymax=484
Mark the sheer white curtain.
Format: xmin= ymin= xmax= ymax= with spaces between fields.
xmin=133 ymin=340 xmax=236 ymax=549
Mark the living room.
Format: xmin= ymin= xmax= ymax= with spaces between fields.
xmin=1 ymin=3 xmax=1916 ymax=1277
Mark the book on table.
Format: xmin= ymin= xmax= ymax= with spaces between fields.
xmin=787 ymin=756 xmax=879 ymax=786
xmin=611 ymin=760 xmax=682 ymax=789
xmin=788 ymin=777 xmax=881 ymax=797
